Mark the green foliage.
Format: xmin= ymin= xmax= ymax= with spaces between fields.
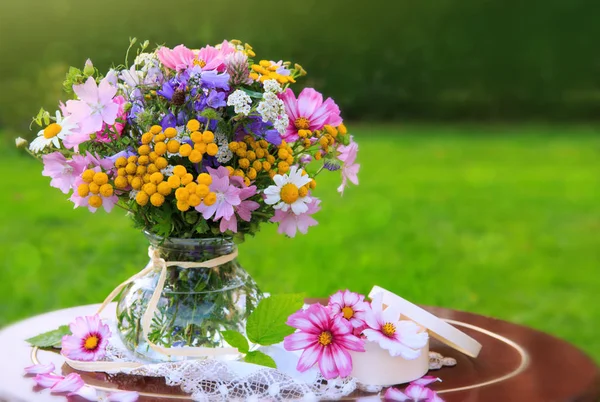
xmin=221 ymin=330 xmax=249 ymax=353
xmin=245 ymin=351 xmax=277 ymax=368
xmin=26 ymin=325 xmax=71 ymax=348
xmin=246 ymin=294 xmax=305 ymax=346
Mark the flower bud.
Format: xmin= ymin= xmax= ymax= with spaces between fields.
xmin=15 ymin=137 xmax=28 ymax=149
xmin=83 ymin=59 xmax=95 ymax=76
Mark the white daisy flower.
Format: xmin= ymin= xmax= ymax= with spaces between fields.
xmin=264 ymin=166 xmax=312 ymax=215
xmin=29 ymin=111 xmax=78 ymax=153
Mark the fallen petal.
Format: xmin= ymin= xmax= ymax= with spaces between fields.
xmin=50 ymin=373 xmax=84 ymax=393
xmin=34 ymin=373 xmax=64 ymax=388
xmin=384 ymin=387 xmax=410 ymax=401
xmin=24 ymin=363 xmax=55 ymax=375
xmin=411 ymin=376 xmax=442 ymax=387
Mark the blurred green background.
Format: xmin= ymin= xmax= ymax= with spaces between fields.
xmin=1 ymin=0 xmax=599 ymax=363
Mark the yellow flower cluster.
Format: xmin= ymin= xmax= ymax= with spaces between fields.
xmin=178 ymin=119 xmax=219 ymax=164
xmin=227 ymin=136 xmax=298 ymax=183
xmin=77 ymin=170 xmax=113 ymax=208
xmin=250 ymin=60 xmax=296 ymax=84
xmin=170 ymin=166 xmax=216 ymax=212
xmin=298 ymin=123 xmax=348 ymax=160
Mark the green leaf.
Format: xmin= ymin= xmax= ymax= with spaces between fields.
xmin=240 ymin=88 xmax=264 ymax=99
xmin=221 ymin=330 xmax=249 ymax=353
xmin=26 ymin=325 xmax=71 ymax=348
xmin=244 ymin=350 xmax=277 ymax=368
xmin=246 ymin=294 xmax=305 ymax=346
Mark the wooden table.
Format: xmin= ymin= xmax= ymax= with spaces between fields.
xmin=0 ymin=303 xmax=598 ymax=402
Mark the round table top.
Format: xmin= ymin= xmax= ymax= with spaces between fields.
xmin=0 ymin=303 xmax=598 ymax=402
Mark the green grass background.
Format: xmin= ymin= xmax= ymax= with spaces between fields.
xmin=1 ymin=124 xmax=599 ymax=362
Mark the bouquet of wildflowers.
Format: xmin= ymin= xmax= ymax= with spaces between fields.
xmin=19 ymin=39 xmax=359 ymax=240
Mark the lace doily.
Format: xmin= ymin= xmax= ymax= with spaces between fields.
xmin=87 ymin=321 xmax=454 ymax=401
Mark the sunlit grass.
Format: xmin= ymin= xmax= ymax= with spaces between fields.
xmin=2 ymin=124 xmax=599 ymax=362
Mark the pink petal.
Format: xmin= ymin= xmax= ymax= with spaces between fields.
xmin=297 ymin=88 xmax=323 ymax=120
xmin=283 ymin=332 xmax=318 ymax=350
xmin=69 ymin=386 xmax=99 ymax=401
xmin=297 ymin=343 xmax=323 ymax=372
xmin=318 ymin=345 xmax=339 ymax=379
xmin=34 ymin=373 xmax=64 ymax=388
xmin=73 ymin=77 xmax=98 ymax=103
xmin=411 ymin=376 xmax=442 ymax=387
xmin=25 ymin=363 xmax=55 ymax=375
xmin=50 ymin=373 xmax=84 ymax=393
xmin=286 ymin=310 xmax=320 ymax=334
xmin=384 ymin=387 xmax=410 ymax=401
xmin=100 ymin=102 xmax=119 ymax=125
xmin=305 ymin=304 xmax=331 ymax=331
xmin=404 ymin=384 xmax=431 ymax=400
xmin=330 ymin=315 xmax=353 ymax=335
xmin=279 ymin=89 xmax=299 ymax=122
xmin=98 ymin=77 xmax=117 ymax=104
xmin=335 ymin=333 xmax=365 ymax=353
xmin=330 ymin=343 xmax=353 ymax=378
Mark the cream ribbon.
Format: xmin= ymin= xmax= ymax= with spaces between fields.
xmin=65 ymin=246 xmax=240 ymax=372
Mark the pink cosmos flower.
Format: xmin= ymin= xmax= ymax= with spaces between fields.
xmin=196 ymin=166 xmax=242 ymax=221
xmin=157 ymin=45 xmax=195 ymax=71
xmin=41 ymin=152 xmax=89 ymax=194
xmin=269 ymin=197 xmax=321 ymax=237
xmin=363 ymin=292 xmax=428 ymax=360
xmin=219 ymin=175 xmax=260 ymax=233
xmin=95 ymin=95 xmax=127 ymax=142
xmin=279 ymin=88 xmax=342 ymax=142
xmin=328 ymin=290 xmax=370 ymax=329
xmin=65 ymin=76 xmax=119 ymax=137
xmin=284 ymin=303 xmax=365 ymax=379
xmin=196 ymin=44 xmax=227 ymax=71
xmin=61 ymin=315 xmax=111 ymax=361
xmin=24 ymin=363 xmax=55 ymax=375
xmin=385 ymin=377 xmax=444 ymax=402
xmin=337 ymin=138 xmax=360 ymax=194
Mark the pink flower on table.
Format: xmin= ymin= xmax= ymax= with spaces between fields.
xmin=24 ymin=363 xmax=55 ymax=374
xmin=362 ymin=292 xmax=428 ymax=359
xmin=61 ymin=315 xmax=111 ymax=361
xmin=41 ymin=152 xmax=89 ymax=194
xmin=269 ymin=197 xmax=321 ymax=237
xmin=219 ymin=175 xmax=260 ymax=233
xmin=196 ymin=166 xmax=241 ymax=221
xmin=385 ymin=377 xmax=443 ymax=402
xmin=336 ymin=138 xmax=360 ymax=194
xmin=328 ymin=290 xmax=370 ymax=329
xmin=279 ymin=87 xmax=342 ymax=142
xmin=65 ymin=76 xmax=119 ymax=137
xmin=284 ymin=303 xmax=365 ymax=379
xmin=95 ymin=95 xmax=127 ymax=142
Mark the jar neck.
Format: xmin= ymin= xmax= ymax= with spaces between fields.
xmin=144 ymin=231 xmax=236 ymax=263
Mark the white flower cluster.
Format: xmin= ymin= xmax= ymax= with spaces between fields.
xmin=257 ymin=92 xmax=289 ymax=134
xmin=227 ymin=90 xmax=252 ymax=115
xmin=134 ymin=52 xmax=160 ymax=72
xmin=262 ymin=79 xmax=283 ymax=94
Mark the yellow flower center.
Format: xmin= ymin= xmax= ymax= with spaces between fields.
xmin=342 ymin=306 xmax=354 ymax=320
xmin=280 ymin=183 xmax=299 ymax=204
xmin=83 ymin=335 xmax=99 ymax=350
xmin=193 ymin=59 xmax=207 ymax=68
xmin=382 ymin=322 xmax=396 ymax=337
xmin=43 ymin=123 xmax=62 ymax=139
xmin=294 ymin=117 xmax=310 ymax=130
xmin=318 ymin=331 xmax=332 ymax=346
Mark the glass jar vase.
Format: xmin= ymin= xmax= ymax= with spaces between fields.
xmin=116 ymin=231 xmax=262 ymax=362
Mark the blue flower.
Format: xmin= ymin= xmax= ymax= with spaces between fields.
xmin=200 ymin=70 xmax=230 ymax=90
